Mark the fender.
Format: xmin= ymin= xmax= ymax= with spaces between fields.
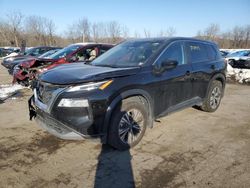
xmin=206 ymin=73 xmax=226 ymax=98
xmin=101 ymin=89 xmax=154 ymax=143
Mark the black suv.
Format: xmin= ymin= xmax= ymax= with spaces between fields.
xmin=29 ymin=37 xmax=226 ymax=150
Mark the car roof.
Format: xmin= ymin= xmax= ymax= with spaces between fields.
xmin=126 ymin=37 xmax=217 ymax=45
xmin=30 ymin=46 xmax=61 ymax=49
xmin=71 ymin=42 xmax=114 ymax=46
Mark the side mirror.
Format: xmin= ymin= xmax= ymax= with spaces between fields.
xmin=162 ymin=60 xmax=178 ymax=70
xmin=153 ymin=59 xmax=178 ymax=74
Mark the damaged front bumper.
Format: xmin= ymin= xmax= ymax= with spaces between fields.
xmin=28 ymin=85 xmax=99 ymax=140
xmin=29 ymin=95 xmax=85 ymax=140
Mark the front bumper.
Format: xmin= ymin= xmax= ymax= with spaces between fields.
xmin=29 ymin=84 xmax=101 ymax=140
xmin=35 ymin=108 xmax=84 ymax=140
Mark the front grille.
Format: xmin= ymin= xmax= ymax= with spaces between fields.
xmin=36 ymin=81 xmax=65 ymax=105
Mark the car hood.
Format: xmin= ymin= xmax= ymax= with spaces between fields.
xmin=39 ymin=63 xmax=140 ymax=85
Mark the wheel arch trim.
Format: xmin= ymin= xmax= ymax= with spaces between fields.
xmin=207 ymin=73 xmax=226 ymax=98
xmin=101 ymin=89 xmax=154 ymax=143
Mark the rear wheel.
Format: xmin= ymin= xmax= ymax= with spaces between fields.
xmin=201 ymin=80 xmax=223 ymax=112
xmin=108 ymin=97 xmax=149 ymax=150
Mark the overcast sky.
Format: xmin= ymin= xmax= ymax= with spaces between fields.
xmin=0 ymin=0 xmax=249 ymax=37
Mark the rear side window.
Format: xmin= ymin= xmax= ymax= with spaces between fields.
xmin=206 ymin=45 xmax=218 ymax=60
xmin=187 ymin=42 xmax=209 ymax=63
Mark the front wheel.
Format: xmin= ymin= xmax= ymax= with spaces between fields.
xmin=201 ymin=80 xmax=223 ymax=112
xmin=108 ymin=97 xmax=149 ymax=150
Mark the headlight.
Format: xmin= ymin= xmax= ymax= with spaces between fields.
xmin=66 ymin=80 xmax=113 ymax=92
xmin=58 ymin=98 xmax=89 ymax=107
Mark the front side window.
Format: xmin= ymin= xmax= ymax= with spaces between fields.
xmin=92 ymin=40 xmax=164 ymax=68
xmin=156 ymin=42 xmax=185 ymax=65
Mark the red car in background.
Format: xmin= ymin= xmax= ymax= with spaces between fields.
xmin=13 ymin=43 xmax=114 ymax=86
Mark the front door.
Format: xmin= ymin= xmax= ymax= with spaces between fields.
xmin=153 ymin=41 xmax=193 ymax=117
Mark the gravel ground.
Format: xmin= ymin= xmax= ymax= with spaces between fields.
xmin=0 ymin=65 xmax=249 ymax=188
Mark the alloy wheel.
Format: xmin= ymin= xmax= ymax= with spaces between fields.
xmin=210 ymin=86 xmax=221 ymax=109
xmin=118 ymin=109 xmax=144 ymax=145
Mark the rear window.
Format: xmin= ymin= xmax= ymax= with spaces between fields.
xmin=187 ymin=42 xmax=217 ymax=63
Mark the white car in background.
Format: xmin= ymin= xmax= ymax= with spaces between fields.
xmin=225 ymin=50 xmax=250 ymax=68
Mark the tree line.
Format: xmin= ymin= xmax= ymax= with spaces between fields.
xmin=0 ymin=11 xmax=250 ymax=48
xmin=197 ymin=23 xmax=250 ymax=49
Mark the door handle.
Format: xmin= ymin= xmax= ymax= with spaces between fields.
xmin=186 ymin=71 xmax=191 ymax=76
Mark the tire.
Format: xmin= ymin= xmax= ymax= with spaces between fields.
xmin=108 ymin=97 xmax=149 ymax=150
xmin=201 ymin=80 xmax=223 ymax=112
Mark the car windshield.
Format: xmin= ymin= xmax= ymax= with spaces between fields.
xmin=38 ymin=49 xmax=60 ymax=58
xmin=48 ymin=45 xmax=82 ymax=59
xmin=91 ymin=40 xmax=164 ymax=68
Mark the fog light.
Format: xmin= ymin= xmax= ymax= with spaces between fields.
xmin=58 ymin=98 xmax=89 ymax=107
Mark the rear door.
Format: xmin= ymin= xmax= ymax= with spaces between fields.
xmin=186 ymin=41 xmax=218 ymax=99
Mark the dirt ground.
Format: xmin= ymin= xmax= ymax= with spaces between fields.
xmin=0 ymin=65 xmax=250 ymax=188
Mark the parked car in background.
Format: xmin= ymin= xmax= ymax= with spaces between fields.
xmin=220 ymin=50 xmax=229 ymax=58
xmin=1 ymin=46 xmax=60 ymax=74
xmin=13 ymin=43 xmax=114 ymax=86
xmin=29 ymin=37 xmax=226 ymax=150
xmin=0 ymin=48 xmax=12 ymax=58
xmin=12 ymin=48 xmax=62 ymax=85
xmin=0 ymin=47 xmax=20 ymax=58
xmin=226 ymin=50 xmax=250 ymax=69
xmin=229 ymin=57 xmax=250 ymax=69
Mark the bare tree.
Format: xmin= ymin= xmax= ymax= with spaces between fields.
xmin=6 ymin=11 xmax=24 ymax=47
xmin=45 ymin=19 xmax=56 ymax=45
xmin=25 ymin=15 xmax=57 ymax=46
xmin=244 ymin=25 xmax=250 ymax=48
xmin=77 ymin=18 xmax=91 ymax=42
xmin=106 ymin=21 xmax=121 ymax=43
xmin=220 ymin=31 xmax=232 ymax=48
xmin=0 ymin=20 xmax=11 ymax=46
xmin=165 ymin=27 xmax=176 ymax=37
xmin=133 ymin=31 xmax=141 ymax=38
xmin=144 ymin=29 xmax=151 ymax=38
xmin=91 ymin=22 xmax=100 ymax=42
xmin=232 ymin=26 xmax=246 ymax=48
xmin=158 ymin=27 xmax=176 ymax=37
xmin=121 ymin=25 xmax=129 ymax=39
xmin=204 ymin=23 xmax=220 ymax=41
